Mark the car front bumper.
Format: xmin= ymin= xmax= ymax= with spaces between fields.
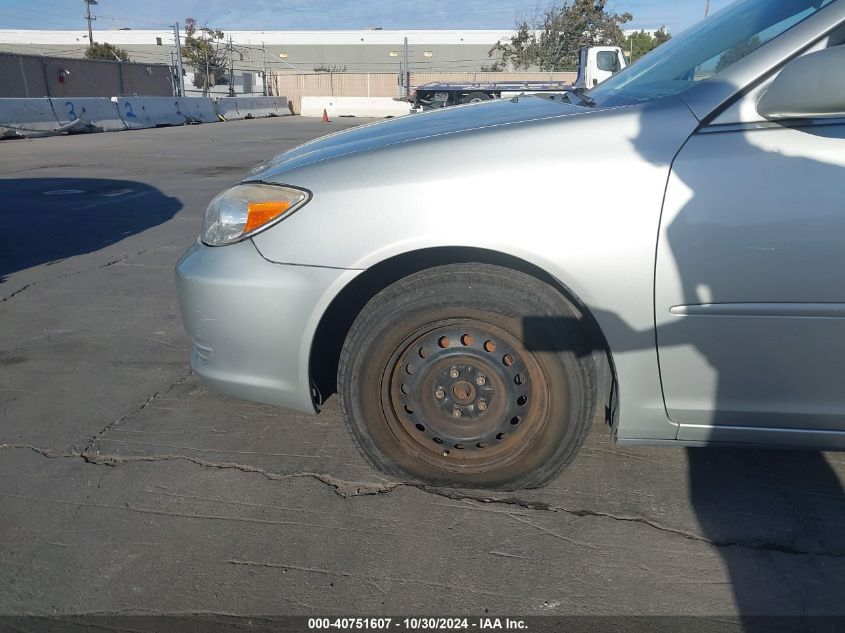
xmin=175 ymin=239 xmax=360 ymax=413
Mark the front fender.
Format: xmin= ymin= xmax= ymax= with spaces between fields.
xmin=252 ymin=97 xmax=699 ymax=440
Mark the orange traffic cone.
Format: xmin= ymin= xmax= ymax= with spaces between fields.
xmin=322 ymin=108 xmax=330 ymax=123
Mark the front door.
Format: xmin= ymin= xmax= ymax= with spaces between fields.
xmin=655 ymin=118 xmax=845 ymax=434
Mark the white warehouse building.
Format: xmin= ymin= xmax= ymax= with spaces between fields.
xmin=0 ymin=28 xmax=659 ymax=74
xmin=0 ymin=29 xmax=518 ymax=75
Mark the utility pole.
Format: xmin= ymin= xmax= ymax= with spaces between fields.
xmin=203 ymin=28 xmax=210 ymax=97
xmin=173 ymin=22 xmax=186 ymax=97
xmin=228 ymin=35 xmax=235 ymax=97
xmin=705 ymin=0 xmax=711 ymax=17
xmin=83 ymin=0 xmax=97 ymax=47
xmin=261 ymin=41 xmax=268 ymax=96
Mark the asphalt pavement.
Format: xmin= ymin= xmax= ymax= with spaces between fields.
xmin=1 ymin=117 xmax=844 ymax=630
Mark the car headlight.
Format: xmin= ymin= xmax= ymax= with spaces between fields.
xmin=201 ymin=183 xmax=310 ymax=246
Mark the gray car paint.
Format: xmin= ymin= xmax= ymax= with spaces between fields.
xmin=248 ymin=96 xmax=699 ymax=441
xmin=175 ymin=239 xmax=362 ymax=412
xmin=177 ymin=0 xmax=845 ymax=448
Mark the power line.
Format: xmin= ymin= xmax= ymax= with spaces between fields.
xmin=0 ymin=9 xmax=89 ymax=27
xmin=1 ymin=3 xmax=89 ymax=22
xmin=11 ymin=0 xmax=91 ymax=15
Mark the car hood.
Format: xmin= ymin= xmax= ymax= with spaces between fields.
xmin=247 ymin=96 xmax=590 ymax=179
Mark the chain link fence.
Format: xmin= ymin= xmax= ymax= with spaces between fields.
xmin=177 ymin=44 xmax=273 ymax=98
xmin=0 ymin=52 xmax=174 ymax=98
xmin=1 ymin=51 xmax=577 ymax=112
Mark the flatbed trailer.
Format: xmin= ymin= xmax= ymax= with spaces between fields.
xmin=412 ymin=45 xmax=626 ymax=111
xmin=413 ymin=80 xmax=574 ymax=110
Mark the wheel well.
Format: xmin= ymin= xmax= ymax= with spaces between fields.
xmin=309 ymin=247 xmax=617 ymax=424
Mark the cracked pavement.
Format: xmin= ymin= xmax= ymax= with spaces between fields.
xmin=2 ymin=118 xmax=845 ymax=622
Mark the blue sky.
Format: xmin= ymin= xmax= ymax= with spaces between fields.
xmin=2 ymin=0 xmax=735 ymax=34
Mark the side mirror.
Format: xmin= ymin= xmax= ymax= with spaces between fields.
xmin=757 ymin=46 xmax=845 ymax=120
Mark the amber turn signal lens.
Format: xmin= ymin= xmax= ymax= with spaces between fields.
xmin=245 ymin=200 xmax=292 ymax=233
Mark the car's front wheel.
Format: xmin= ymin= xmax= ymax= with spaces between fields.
xmin=338 ymin=263 xmax=595 ymax=490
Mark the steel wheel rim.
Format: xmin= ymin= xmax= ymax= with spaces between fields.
xmin=381 ymin=318 xmax=553 ymax=474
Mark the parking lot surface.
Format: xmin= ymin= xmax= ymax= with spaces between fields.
xmin=2 ymin=118 xmax=844 ymax=626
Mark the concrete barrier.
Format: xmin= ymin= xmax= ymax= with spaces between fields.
xmin=0 ymin=98 xmax=61 ymax=138
xmin=177 ymin=97 xmax=220 ymax=123
xmin=116 ymin=96 xmax=191 ymax=129
xmin=300 ymin=96 xmax=411 ymax=118
xmin=51 ymin=97 xmax=126 ymax=132
xmin=0 ymin=95 xmax=290 ymax=140
xmin=215 ymin=96 xmax=289 ymax=120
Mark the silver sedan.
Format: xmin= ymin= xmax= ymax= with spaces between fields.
xmin=176 ymin=0 xmax=845 ymax=489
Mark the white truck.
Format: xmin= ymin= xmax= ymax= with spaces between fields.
xmin=412 ymin=45 xmax=627 ymax=111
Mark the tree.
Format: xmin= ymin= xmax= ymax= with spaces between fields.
xmin=654 ymin=26 xmax=671 ymax=46
xmin=181 ymin=17 xmax=229 ymax=94
xmin=624 ymin=26 xmax=671 ymax=62
xmin=489 ymin=0 xmax=632 ymax=71
xmin=84 ymin=41 xmax=131 ymax=62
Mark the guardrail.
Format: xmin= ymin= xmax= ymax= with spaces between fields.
xmin=0 ymin=95 xmax=289 ymax=139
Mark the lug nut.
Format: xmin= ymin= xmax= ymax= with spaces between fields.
xmin=452 ymin=407 xmax=462 ymax=418
xmin=449 ymin=367 xmax=460 ymax=379
xmin=435 ymin=387 xmax=446 ymax=399
xmin=476 ymin=375 xmax=486 ymax=386
xmin=477 ymin=400 xmax=488 ymax=411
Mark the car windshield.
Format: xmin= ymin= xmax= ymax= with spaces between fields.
xmin=588 ymin=0 xmax=836 ymax=107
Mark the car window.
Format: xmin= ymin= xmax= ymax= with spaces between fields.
xmin=589 ymin=0 xmax=837 ymax=106
xmin=694 ymin=6 xmax=834 ymax=80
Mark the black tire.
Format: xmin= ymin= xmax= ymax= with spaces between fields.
xmin=462 ymin=91 xmax=492 ymax=104
xmin=338 ymin=264 xmax=596 ymax=490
